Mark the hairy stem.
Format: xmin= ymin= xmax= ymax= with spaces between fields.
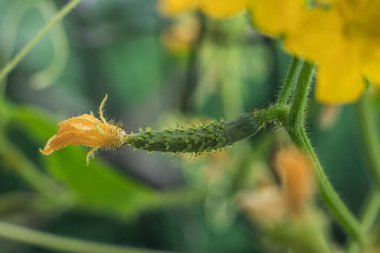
xmin=0 ymin=221 xmax=173 ymax=253
xmin=285 ymin=62 xmax=364 ymax=244
xmin=291 ymin=128 xmax=364 ymax=244
xmin=277 ymin=57 xmax=302 ymax=104
xmin=287 ymin=62 xmax=314 ymax=128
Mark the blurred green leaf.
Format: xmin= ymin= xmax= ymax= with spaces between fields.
xmin=45 ymin=147 xmax=156 ymax=219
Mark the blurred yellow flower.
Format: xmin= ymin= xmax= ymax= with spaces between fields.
xmin=239 ymin=147 xmax=314 ymax=223
xmin=198 ymin=0 xmax=246 ymax=18
xmin=40 ymin=95 xmax=126 ymax=164
xmin=159 ymin=0 xmax=247 ymax=18
xmin=159 ymin=0 xmax=196 ymax=16
xmin=248 ymin=0 xmax=380 ymax=103
xmin=248 ymin=0 xmax=303 ymax=37
xmin=161 ymin=15 xmax=200 ymax=53
xmin=275 ymin=146 xmax=314 ymax=214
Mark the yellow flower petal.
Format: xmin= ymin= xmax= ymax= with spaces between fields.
xmin=247 ymin=0 xmax=303 ymax=37
xmin=284 ymin=9 xmax=343 ymax=63
xmin=363 ymin=58 xmax=380 ymax=86
xmin=249 ymin=0 xmax=380 ymax=103
xmin=199 ymin=0 xmax=246 ymax=18
xmin=159 ymin=0 xmax=197 ymax=16
xmin=316 ymin=62 xmax=364 ymax=104
xmin=357 ymin=45 xmax=380 ymax=95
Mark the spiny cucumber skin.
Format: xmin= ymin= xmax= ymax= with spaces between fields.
xmin=125 ymin=113 xmax=258 ymax=153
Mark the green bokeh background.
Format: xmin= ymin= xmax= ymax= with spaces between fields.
xmin=0 ymin=0 xmax=370 ymax=252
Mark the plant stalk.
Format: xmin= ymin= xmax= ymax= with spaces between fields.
xmin=347 ymin=90 xmax=380 ymax=252
xmin=0 ymin=0 xmax=81 ymax=84
xmin=277 ymin=57 xmax=302 ymax=104
xmin=284 ymin=62 xmax=365 ymax=244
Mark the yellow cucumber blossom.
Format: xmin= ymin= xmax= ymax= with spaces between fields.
xmin=248 ymin=0 xmax=304 ymax=37
xmin=40 ymin=95 xmax=126 ymax=164
xmin=248 ymin=0 xmax=380 ymax=103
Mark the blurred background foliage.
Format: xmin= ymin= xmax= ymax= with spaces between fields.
xmin=0 ymin=0 xmax=371 ymax=252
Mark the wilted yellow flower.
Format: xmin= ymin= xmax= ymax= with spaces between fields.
xmin=239 ymin=187 xmax=287 ymax=225
xmin=40 ymin=95 xmax=126 ymax=164
xmin=275 ymin=147 xmax=314 ymax=214
xmin=159 ymin=0 xmax=247 ymax=18
xmin=240 ymin=146 xmax=314 ymax=223
xmin=248 ymin=0 xmax=380 ymax=103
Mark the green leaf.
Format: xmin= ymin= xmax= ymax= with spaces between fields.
xmin=45 ymin=147 xmax=156 ymax=219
